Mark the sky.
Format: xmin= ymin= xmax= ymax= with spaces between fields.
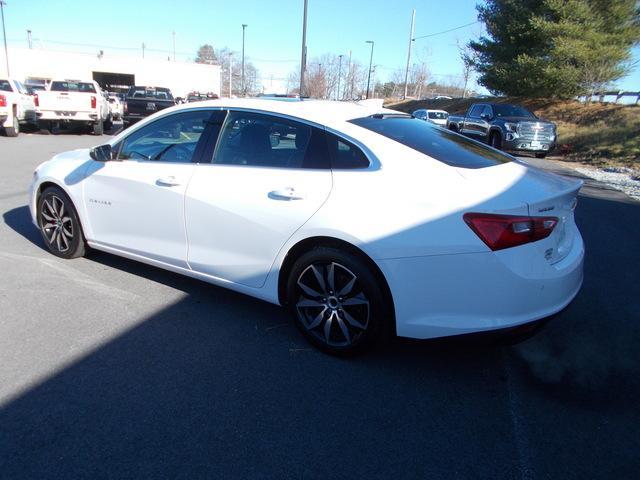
xmin=2 ymin=0 xmax=639 ymax=94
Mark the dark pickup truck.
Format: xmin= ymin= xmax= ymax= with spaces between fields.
xmin=446 ymin=103 xmax=556 ymax=158
xmin=123 ymin=86 xmax=176 ymax=128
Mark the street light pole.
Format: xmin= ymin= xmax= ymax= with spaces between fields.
xmin=299 ymin=0 xmax=308 ymax=98
xmin=365 ymin=40 xmax=374 ymax=99
xmin=241 ymin=24 xmax=247 ymax=95
xmin=1 ymin=1 xmax=9 ymax=77
xmin=228 ymin=51 xmax=233 ymax=97
xmin=403 ymin=9 xmax=415 ymax=100
xmin=172 ymin=30 xmax=176 ymax=61
xmin=337 ymin=54 xmax=343 ymax=101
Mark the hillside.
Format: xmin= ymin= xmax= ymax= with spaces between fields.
xmin=386 ymin=97 xmax=640 ymax=167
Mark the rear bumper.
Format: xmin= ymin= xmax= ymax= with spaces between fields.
xmin=37 ymin=110 xmax=99 ymax=123
xmin=122 ymin=115 xmax=145 ymax=125
xmin=378 ymin=229 xmax=584 ymax=339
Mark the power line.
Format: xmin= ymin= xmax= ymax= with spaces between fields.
xmin=413 ymin=21 xmax=479 ymax=41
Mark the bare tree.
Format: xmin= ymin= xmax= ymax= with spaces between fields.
xmin=213 ymin=47 xmax=260 ymax=96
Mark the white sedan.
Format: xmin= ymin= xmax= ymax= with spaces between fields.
xmin=29 ymin=99 xmax=584 ymax=354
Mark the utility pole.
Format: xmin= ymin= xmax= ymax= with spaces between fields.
xmin=299 ymin=0 xmax=308 ymax=98
xmin=365 ymin=40 xmax=374 ymax=99
xmin=172 ymin=30 xmax=176 ymax=61
xmin=27 ymin=29 xmax=32 ymax=49
xmin=228 ymin=51 xmax=233 ymax=97
xmin=346 ymin=50 xmax=352 ymax=99
xmin=241 ymin=24 xmax=247 ymax=95
xmin=0 ymin=1 xmax=9 ymax=77
xmin=337 ymin=54 xmax=343 ymax=101
xmin=142 ymin=42 xmax=145 ymax=59
xmin=403 ymin=9 xmax=415 ymax=100
xmin=371 ymin=66 xmax=377 ymax=98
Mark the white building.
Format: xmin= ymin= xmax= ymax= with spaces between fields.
xmin=1 ymin=47 xmax=221 ymax=98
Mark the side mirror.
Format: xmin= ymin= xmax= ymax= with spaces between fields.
xmin=90 ymin=144 xmax=113 ymax=162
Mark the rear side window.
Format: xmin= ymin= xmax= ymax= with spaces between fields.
xmin=349 ymin=116 xmax=512 ymax=169
xmin=326 ymin=132 xmax=370 ymax=169
xmin=213 ymin=111 xmax=329 ymax=169
xmin=51 ymin=81 xmax=96 ymax=93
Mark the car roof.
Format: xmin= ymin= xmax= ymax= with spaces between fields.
xmin=170 ymin=98 xmax=395 ymax=129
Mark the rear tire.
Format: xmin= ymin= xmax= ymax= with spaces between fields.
xmin=4 ymin=112 xmax=19 ymax=137
xmin=286 ymin=247 xmax=390 ymax=356
xmin=93 ymin=120 xmax=104 ymax=136
xmin=103 ymin=115 xmax=113 ymax=132
xmin=37 ymin=186 xmax=87 ymax=259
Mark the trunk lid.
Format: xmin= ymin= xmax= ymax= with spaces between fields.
xmin=456 ymin=161 xmax=582 ymax=263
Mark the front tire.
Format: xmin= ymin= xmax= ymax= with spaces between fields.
xmin=286 ymin=247 xmax=390 ymax=355
xmin=535 ymin=152 xmax=547 ymax=159
xmin=489 ymin=131 xmax=502 ymax=150
xmin=103 ymin=116 xmax=113 ymax=132
xmin=37 ymin=186 xmax=87 ymax=259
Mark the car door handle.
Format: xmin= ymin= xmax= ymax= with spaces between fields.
xmin=156 ymin=176 xmax=181 ymax=187
xmin=268 ymin=188 xmax=304 ymax=201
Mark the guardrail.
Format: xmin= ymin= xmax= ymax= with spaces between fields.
xmin=577 ymin=91 xmax=640 ymax=105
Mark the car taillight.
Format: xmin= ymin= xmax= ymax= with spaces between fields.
xmin=124 ymin=102 xmax=128 ymax=113
xmin=0 ymin=94 xmax=6 ymax=107
xmin=91 ymin=95 xmax=97 ymax=109
xmin=463 ymin=213 xmax=558 ymax=251
xmin=33 ymin=93 xmax=39 ymax=107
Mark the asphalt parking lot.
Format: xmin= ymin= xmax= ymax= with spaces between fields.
xmin=1 ymin=128 xmax=639 ymax=479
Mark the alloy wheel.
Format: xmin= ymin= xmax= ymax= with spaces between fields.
xmin=295 ymin=262 xmax=370 ymax=347
xmin=40 ymin=195 xmax=74 ymax=253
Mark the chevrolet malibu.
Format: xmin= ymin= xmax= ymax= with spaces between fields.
xmin=29 ymin=99 xmax=584 ymax=354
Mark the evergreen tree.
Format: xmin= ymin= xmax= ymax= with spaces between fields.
xmin=468 ymin=0 xmax=640 ymax=97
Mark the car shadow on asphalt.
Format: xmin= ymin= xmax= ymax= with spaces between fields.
xmin=2 ymin=193 xmax=639 ymax=478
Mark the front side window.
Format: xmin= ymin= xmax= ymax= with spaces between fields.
xmin=481 ymin=105 xmax=493 ymax=118
xmin=468 ymin=105 xmax=484 ymax=118
xmin=118 ymin=110 xmax=212 ymax=163
xmin=213 ymin=111 xmax=328 ymax=169
xmin=350 ymin=115 xmax=513 ymax=169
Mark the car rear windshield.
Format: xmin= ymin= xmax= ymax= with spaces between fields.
xmin=0 ymin=80 xmax=12 ymax=92
xmin=349 ymin=115 xmax=513 ymax=169
xmin=492 ymin=104 xmax=535 ymax=118
xmin=128 ymin=87 xmax=174 ymax=100
xmin=51 ymin=81 xmax=97 ymax=93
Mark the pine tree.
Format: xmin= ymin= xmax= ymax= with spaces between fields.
xmin=467 ymin=0 xmax=640 ymax=97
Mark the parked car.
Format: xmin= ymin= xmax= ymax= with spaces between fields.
xmin=413 ymin=109 xmax=448 ymax=127
xmin=107 ymin=93 xmax=123 ymax=121
xmin=186 ymin=91 xmax=219 ymax=103
xmin=0 ymin=78 xmax=38 ymax=137
xmin=35 ymin=79 xmax=111 ymax=135
xmin=28 ymin=99 xmax=584 ymax=355
xmin=447 ymin=103 xmax=557 ymax=158
xmin=123 ymin=86 xmax=176 ymax=128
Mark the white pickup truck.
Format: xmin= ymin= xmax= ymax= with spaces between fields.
xmin=0 ymin=78 xmax=38 ymax=137
xmin=36 ymin=80 xmax=112 ymax=135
